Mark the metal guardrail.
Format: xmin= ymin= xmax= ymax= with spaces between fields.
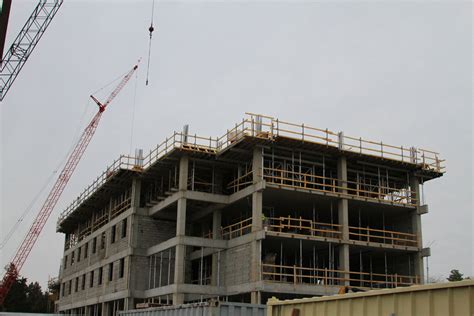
xmin=262 ymin=263 xmax=419 ymax=288
xmin=58 ymin=114 xmax=444 ymax=229
xmin=57 ymin=133 xmax=218 ymax=229
xmin=217 ymin=113 xmax=445 ymax=172
xmin=56 ymin=155 xmax=137 ymax=229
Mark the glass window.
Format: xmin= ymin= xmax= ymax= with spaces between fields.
xmin=111 ymin=225 xmax=116 ymax=244
xmin=92 ymin=237 xmax=97 ymax=253
xmin=108 ymin=262 xmax=113 ymax=281
xmin=121 ymin=219 xmax=127 ymax=238
xmin=90 ymin=270 xmax=94 ymax=288
xmin=85 ymin=242 xmax=89 ymax=258
xmin=98 ymin=267 xmax=103 ymax=285
xmin=119 ymin=258 xmax=125 ymax=278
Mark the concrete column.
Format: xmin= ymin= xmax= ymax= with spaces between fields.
xmin=212 ymin=209 xmax=222 ymax=239
xmin=179 ymin=155 xmax=189 ymax=191
xmin=173 ymin=155 xmax=189 ymax=304
xmin=125 ymin=297 xmax=134 ymax=310
xmin=251 ymin=291 xmax=261 ymax=304
xmin=410 ymin=175 xmax=425 ymax=283
xmin=337 ymin=156 xmax=350 ymax=285
xmin=251 ymin=147 xmax=263 ymax=302
xmin=131 ymin=178 xmax=141 ymax=209
xmin=252 ymin=192 xmax=263 ymax=232
xmin=101 ymin=302 xmax=106 ymax=316
xmin=176 ymin=198 xmax=187 ymax=236
xmin=252 ymin=147 xmax=263 ymax=231
xmin=211 ymin=209 xmax=222 ymax=286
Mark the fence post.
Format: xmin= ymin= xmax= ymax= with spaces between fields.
xmin=370 ymin=270 xmax=373 ymax=289
xmin=324 ymin=268 xmax=328 ymax=287
xmin=294 ymin=265 xmax=297 ymax=285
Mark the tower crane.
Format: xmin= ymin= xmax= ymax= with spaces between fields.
xmin=0 ymin=0 xmax=64 ymax=101
xmin=0 ymin=62 xmax=139 ymax=305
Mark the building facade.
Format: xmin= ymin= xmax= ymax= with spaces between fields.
xmin=55 ymin=113 xmax=444 ymax=315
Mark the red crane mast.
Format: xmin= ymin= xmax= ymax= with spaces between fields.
xmin=0 ymin=62 xmax=139 ymax=305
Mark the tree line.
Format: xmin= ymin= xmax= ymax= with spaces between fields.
xmin=0 ymin=275 xmax=59 ymax=313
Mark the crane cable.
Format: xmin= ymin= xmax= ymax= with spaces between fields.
xmin=129 ymin=69 xmax=139 ymax=155
xmin=0 ymin=98 xmax=92 ymax=250
xmin=145 ymin=0 xmax=155 ymax=86
xmin=0 ymin=72 xmax=129 ymax=251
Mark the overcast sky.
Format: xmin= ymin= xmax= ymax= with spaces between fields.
xmin=1 ymin=0 xmax=472 ymax=288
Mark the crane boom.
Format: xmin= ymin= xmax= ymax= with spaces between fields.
xmin=0 ymin=62 xmax=138 ymax=305
xmin=0 ymin=0 xmax=63 ymax=102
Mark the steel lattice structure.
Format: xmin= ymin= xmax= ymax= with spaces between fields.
xmin=0 ymin=63 xmax=138 ymax=305
xmin=0 ymin=0 xmax=63 ymax=102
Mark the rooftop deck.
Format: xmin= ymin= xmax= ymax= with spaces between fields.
xmin=56 ymin=113 xmax=444 ymax=231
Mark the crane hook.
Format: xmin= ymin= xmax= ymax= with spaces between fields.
xmin=146 ymin=0 xmax=156 ymax=86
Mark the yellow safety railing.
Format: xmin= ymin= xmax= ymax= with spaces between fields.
xmin=262 ymin=263 xmax=419 ymax=288
xmin=262 ymin=167 xmax=417 ymax=207
xmin=57 ymin=155 xmax=137 ymax=229
xmin=349 ymin=226 xmax=418 ymax=247
xmin=58 ymin=113 xmax=443 ymax=229
xmin=221 ymin=218 xmax=253 ymax=240
xmin=217 ymin=113 xmax=445 ymax=173
xmin=268 ymin=216 xmax=342 ymax=239
xmin=57 ymin=132 xmax=218 ymax=229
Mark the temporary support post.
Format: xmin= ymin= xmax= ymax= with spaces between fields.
xmin=173 ymin=155 xmax=188 ymax=304
xmin=337 ymin=156 xmax=350 ymax=285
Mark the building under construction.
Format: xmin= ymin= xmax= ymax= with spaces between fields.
xmin=55 ymin=113 xmax=444 ymax=315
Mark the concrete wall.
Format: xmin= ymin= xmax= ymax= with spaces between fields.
xmin=222 ymin=243 xmax=252 ymax=286
xmin=134 ymin=216 xmax=176 ymax=250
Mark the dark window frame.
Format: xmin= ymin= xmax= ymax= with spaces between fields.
xmin=101 ymin=232 xmax=106 ymax=250
xmin=81 ymin=274 xmax=86 ymax=290
xmin=90 ymin=270 xmax=94 ymax=288
xmin=108 ymin=262 xmax=113 ymax=281
xmin=119 ymin=258 xmax=125 ymax=278
xmin=111 ymin=225 xmax=116 ymax=244
xmin=92 ymin=237 xmax=97 ymax=253
xmin=98 ymin=267 xmax=103 ymax=285
xmin=121 ymin=218 xmax=127 ymax=239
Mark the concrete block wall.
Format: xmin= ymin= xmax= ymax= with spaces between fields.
xmin=103 ymin=257 xmax=129 ymax=293
xmin=223 ymin=243 xmax=251 ymax=286
xmin=61 ymin=210 xmax=132 ymax=279
xmin=134 ymin=216 xmax=176 ymax=249
xmin=130 ymin=255 xmax=152 ymax=291
xmin=107 ymin=221 xmax=130 ymax=256
xmin=58 ymin=210 xmax=132 ymax=311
